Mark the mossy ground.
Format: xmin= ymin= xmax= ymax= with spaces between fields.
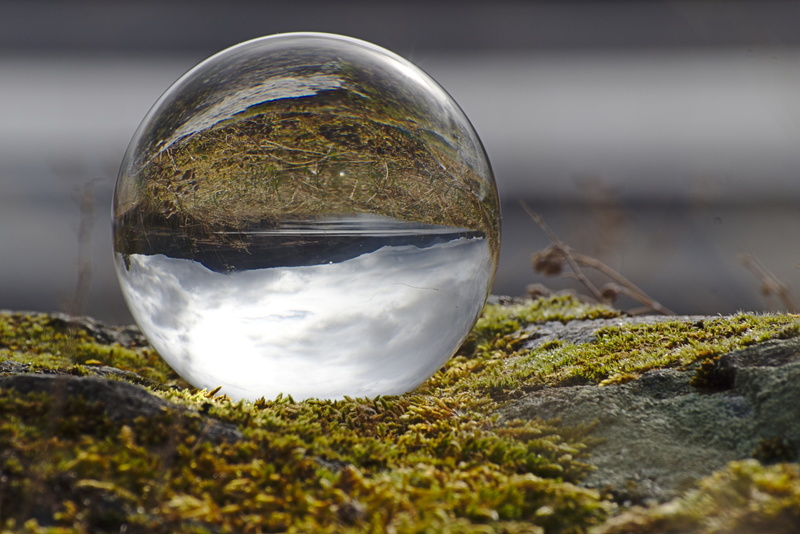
xmin=1 ymin=295 xmax=800 ymax=533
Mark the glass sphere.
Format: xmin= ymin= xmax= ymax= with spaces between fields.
xmin=113 ymin=33 xmax=500 ymax=401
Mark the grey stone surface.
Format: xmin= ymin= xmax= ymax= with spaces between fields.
xmin=499 ymin=336 xmax=800 ymax=504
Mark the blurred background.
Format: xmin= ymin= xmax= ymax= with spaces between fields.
xmin=2 ymin=0 xmax=800 ymax=323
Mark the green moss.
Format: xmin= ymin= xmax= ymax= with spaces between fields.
xmin=456 ymin=295 xmax=620 ymax=365
xmin=0 ymin=312 xmax=181 ymax=386
xmin=1 ymin=297 xmax=799 ymax=533
xmin=0 ymin=299 xmax=615 ymax=533
xmin=752 ymin=437 xmax=798 ymax=465
xmin=474 ymin=296 xmax=621 ymax=339
xmin=0 ymin=386 xmax=608 ymax=533
xmin=468 ymin=312 xmax=800 ymax=395
xmin=595 ymin=460 xmax=800 ymax=534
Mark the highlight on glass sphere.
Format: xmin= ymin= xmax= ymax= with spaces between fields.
xmin=113 ymin=32 xmax=501 ymax=401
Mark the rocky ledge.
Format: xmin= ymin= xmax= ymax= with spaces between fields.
xmin=506 ymin=318 xmax=800 ymax=504
xmin=1 ymin=296 xmax=799 ymax=533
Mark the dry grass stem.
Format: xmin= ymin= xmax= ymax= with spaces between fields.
xmin=740 ymin=250 xmax=796 ymax=313
xmin=522 ymin=201 xmax=674 ymax=315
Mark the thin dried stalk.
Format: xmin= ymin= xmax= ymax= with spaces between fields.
xmin=740 ymin=251 xmax=796 ymax=313
xmin=522 ymin=201 xmax=673 ymax=315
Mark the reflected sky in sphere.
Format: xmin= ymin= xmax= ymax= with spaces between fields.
xmin=117 ymin=236 xmax=493 ymax=401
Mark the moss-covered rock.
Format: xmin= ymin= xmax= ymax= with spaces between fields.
xmin=594 ymin=460 xmax=800 ymax=534
xmin=1 ymin=295 xmax=799 ymax=533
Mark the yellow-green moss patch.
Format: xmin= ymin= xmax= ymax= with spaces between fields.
xmin=2 ymin=297 xmax=800 ymax=533
xmin=0 ymin=381 xmax=609 ymax=533
xmin=469 ymin=312 xmax=800 ymax=395
xmin=0 ymin=312 xmax=180 ymax=386
xmin=0 ymin=299 xmax=617 ymax=533
xmin=594 ymin=459 xmax=800 ymax=534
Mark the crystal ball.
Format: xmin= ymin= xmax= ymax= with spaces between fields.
xmin=113 ymin=33 xmax=500 ymax=401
